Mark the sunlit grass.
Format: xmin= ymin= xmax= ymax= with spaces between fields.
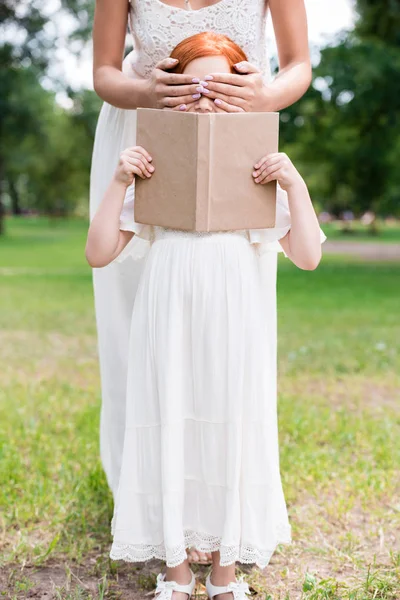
xmin=319 ymin=220 xmax=400 ymax=243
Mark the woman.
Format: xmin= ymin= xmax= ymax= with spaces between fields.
xmin=87 ymin=32 xmax=324 ymax=598
xmin=90 ymin=0 xmax=311 ymax=565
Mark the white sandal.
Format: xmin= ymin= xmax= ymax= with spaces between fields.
xmin=205 ymin=571 xmax=251 ymax=600
xmin=154 ymin=568 xmax=197 ymax=600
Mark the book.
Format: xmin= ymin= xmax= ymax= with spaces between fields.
xmin=134 ymin=108 xmax=279 ymax=231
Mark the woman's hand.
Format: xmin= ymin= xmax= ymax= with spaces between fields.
xmin=252 ymin=152 xmax=304 ymax=191
xmin=144 ymin=58 xmax=203 ymax=110
xmin=197 ymin=62 xmax=271 ymax=113
xmin=114 ymin=146 xmax=154 ymax=185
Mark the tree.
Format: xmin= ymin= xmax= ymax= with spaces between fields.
xmin=279 ymin=30 xmax=400 ymax=218
xmin=353 ymin=0 xmax=400 ymax=46
xmin=0 ymin=0 xmax=95 ymax=232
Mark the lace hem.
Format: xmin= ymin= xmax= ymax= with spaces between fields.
xmin=110 ymin=525 xmax=292 ymax=569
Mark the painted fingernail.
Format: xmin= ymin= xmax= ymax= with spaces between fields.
xmin=179 ymin=104 xmax=187 ymax=110
xmin=195 ymin=86 xmax=203 ymax=92
xmin=235 ymin=62 xmax=245 ymax=68
xmin=214 ymin=99 xmax=222 ymax=106
xmin=192 ymin=77 xmax=200 ymax=83
xmin=252 ymin=171 xmax=258 ymax=177
xmin=200 ymin=80 xmax=209 ymax=87
xmin=192 ymin=93 xmax=201 ymax=100
xmin=204 ymin=75 xmax=213 ymax=81
xmin=169 ymin=58 xmax=178 ymax=63
xmin=202 ymin=87 xmax=210 ymax=94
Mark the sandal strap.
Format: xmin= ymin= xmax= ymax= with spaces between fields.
xmin=155 ymin=570 xmax=196 ymax=599
xmin=206 ymin=573 xmax=251 ymax=600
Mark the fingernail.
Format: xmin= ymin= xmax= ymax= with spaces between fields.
xmin=214 ymin=99 xmax=222 ymax=106
xmin=149 ymin=166 xmax=155 ymax=172
xmin=192 ymin=93 xmax=201 ymax=100
xmin=195 ymin=86 xmax=203 ymax=93
xmin=200 ymin=81 xmax=209 ymax=87
xmin=192 ymin=77 xmax=200 ymax=83
xmin=204 ymin=75 xmax=213 ymax=81
xmin=202 ymin=87 xmax=210 ymax=94
xmin=148 ymin=156 xmax=152 ymax=161
xmin=254 ymin=163 xmax=259 ymax=168
xmin=235 ymin=62 xmax=245 ymax=68
xmin=252 ymin=171 xmax=258 ymax=177
xmin=179 ymin=104 xmax=187 ymax=110
xmin=169 ymin=58 xmax=178 ymax=63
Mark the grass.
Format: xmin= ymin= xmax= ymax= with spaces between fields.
xmin=318 ymin=220 xmax=400 ymax=243
xmin=0 ymin=217 xmax=399 ymax=599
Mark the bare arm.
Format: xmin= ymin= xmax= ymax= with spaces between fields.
xmin=85 ymin=146 xmax=154 ymax=268
xmin=253 ymin=152 xmax=322 ymax=270
xmin=277 ymin=181 xmax=322 ymax=270
xmin=195 ymin=0 xmax=312 ymax=112
xmin=92 ymin=0 xmax=201 ymax=109
xmin=93 ymin=0 xmax=147 ymax=108
xmin=85 ymin=178 xmax=135 ymax=268
xmin=267 ymin=0 xmax=312 ymax=110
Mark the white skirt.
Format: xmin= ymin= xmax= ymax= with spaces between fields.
xmin=110 ymin=227 xmax=292 ymax=569
xmin=89 ymin=54 xmax=306 ymax=499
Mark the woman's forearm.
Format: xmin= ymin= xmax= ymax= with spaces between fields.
xmin=267 ymin=0 xmax=312 ymax=111
xmin=86 ymin=178 xmax=133 ymax=267
xmin=94 ymin=65 xmax=150 ymax=109
xmin=282 ymin=180 xmax=322 ymax=270
xmin=265 ymin=60 xmax=312 ymax=111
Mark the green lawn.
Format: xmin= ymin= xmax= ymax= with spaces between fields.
xmin=317 ymin=220 xmax=400 ymax=243
xmin=0 ymin=218 xmax=399 ymax=599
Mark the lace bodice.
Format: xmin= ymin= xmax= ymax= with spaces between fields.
xmin=127 ymin=0 xmax=271 ymax=82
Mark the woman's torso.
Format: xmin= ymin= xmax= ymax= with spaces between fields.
xmin=127 ymin=0 xmax=271 ymax=81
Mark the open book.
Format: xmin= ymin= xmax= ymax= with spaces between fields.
xmin=134 ymin=108 xmax=279 ymax=231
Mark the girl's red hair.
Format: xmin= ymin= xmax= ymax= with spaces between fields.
xmin=169 ymin=32 xmax=247 ymax=74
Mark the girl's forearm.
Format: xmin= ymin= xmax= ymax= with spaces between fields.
xmin=265 ymin=61 xmax=312 ymax=111
xmin=86 ymin=178 xmax=130 ymax=266
xmin=94 ymin=65 xmax=150 ymax=109
xmin=284 ymin=180 xmax=322 ymax=269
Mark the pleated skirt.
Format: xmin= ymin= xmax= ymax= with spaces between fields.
xmin=110 ymin=227 xmax=292 ymax=569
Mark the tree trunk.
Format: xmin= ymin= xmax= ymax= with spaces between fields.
xmin=8 ymin=177 xmax=22 ymax=215
xmin=0 ymin=159 xmax=5 ymax=235
xmin=369 ymin=220 xmax=380 ymax=236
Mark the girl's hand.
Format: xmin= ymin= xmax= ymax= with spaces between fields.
xmin=198 ymin=62 xmax=270 ymax=113
xmin=145 ymin=58 xmax=202 ymax=111
xmin=114 ymin=146 xmax=154 ymax=185
xmin=252 ymin=152 xmax=304 ymax=191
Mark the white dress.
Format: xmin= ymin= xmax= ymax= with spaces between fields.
xmin=90 ymin=0 xmax=277 ymax=501
xmin=89 ymin=0 xmax=327 ymax=569
xmin=109 ymin=186 xmax=310 ymax=569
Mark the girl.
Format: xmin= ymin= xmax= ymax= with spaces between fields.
xmin=87 ymin=33 xmax=325 ymax=600
xmin=91 ymin=4 xmax=311 ymax=568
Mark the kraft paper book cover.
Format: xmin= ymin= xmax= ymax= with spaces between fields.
xmin=134 ymin=108 xmax=279 ymax=231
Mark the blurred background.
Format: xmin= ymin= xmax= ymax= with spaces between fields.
xmin=1 ymin=1 xmax=399 ymax=599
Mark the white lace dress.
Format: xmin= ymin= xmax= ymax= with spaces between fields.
xmin=109 ymin=188 xmax=303 ymax=569
xmin=89 ymin=0 xmax=325 ymax=570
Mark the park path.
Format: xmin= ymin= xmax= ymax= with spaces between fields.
xmin=323 ymin=240 xmax=400 ymax=261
